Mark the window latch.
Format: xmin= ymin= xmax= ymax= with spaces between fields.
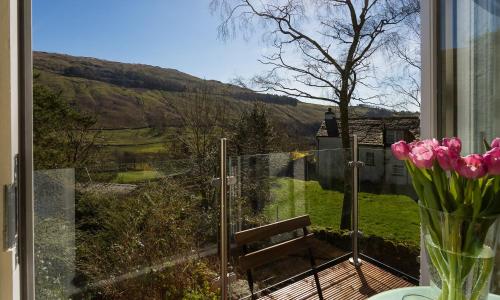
xmin=3 ymin=154 xmax=19 ymax=252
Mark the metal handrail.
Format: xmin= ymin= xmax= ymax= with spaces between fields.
xmin=350 ymin=134 xmax=362 ymax=266
xmin=220 ymin=138 xmax=228 ymax=300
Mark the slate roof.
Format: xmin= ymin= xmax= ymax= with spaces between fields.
xmin=316 ymin=116 xmax=420 ymax=146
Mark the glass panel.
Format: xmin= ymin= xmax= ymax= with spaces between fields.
xmin=227 ymin=149 xmax=350 ymax=299
xmin=34 ymin=169 xmax=76 ymax=299
xmin=438 ymin=0 xmax=500 ymax=292
xmin=34 ymin=161 xmax=221 ymax=299
xmin=439 ymin=0 xmax=500 ymax=153
xmin=358 ymin=147 xmax=420 ymax=279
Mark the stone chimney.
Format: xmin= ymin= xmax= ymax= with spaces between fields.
xmin=325 ymin=108 xmax=339 ymax=137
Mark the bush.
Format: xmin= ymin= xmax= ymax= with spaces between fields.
xmin=73 ymin=178 xmax=220 ymax=299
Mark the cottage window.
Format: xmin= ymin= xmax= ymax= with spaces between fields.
xmin=365 ymin=152 xmax=375 ymax=166
xmin=392 ymin=164 xmax=405 ymax=177
xmin=385 ymin=130 xmax=405 ymax=145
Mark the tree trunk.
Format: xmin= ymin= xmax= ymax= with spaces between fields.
xmin=339 ymin=98 xmax=352 ymax=230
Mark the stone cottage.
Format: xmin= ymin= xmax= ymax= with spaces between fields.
xmin=316 ymin=108 xmax=420 ymax=192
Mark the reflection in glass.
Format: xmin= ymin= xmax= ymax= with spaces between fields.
xmin=438 ymin=0 xmax=500 ymax=292
xmin=439 ymin=0 xmax=500 ymax=153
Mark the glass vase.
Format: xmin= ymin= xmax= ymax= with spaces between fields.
xmin=419 ymin=203 xmax=499 ymax=300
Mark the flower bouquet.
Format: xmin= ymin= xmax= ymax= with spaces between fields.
xmin=392 ymin=138 xmax=500 ymax=300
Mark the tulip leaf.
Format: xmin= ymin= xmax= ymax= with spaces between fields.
xmin=423 ymin=181 xmax=440 ymax=211
xmin=472 ymin=179 xmax=482 ymax=217
xmin=483 ymin=137 xmax=492 ymax=152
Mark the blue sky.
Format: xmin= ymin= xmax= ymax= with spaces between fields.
xmin=32 ymin=0 xmax=422 ymax=110
xmin=33 ymin=0 xmax=266 ymax=83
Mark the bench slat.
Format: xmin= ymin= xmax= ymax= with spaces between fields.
xmin=234 ymin=215 xmax=311 ymax=245
xmin=238 ymin=233 xmax=314 ymax=270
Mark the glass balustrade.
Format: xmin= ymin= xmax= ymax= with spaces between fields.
xmin=34 ymin=142 xmax=422 ymax=299
xmin=34 ymin=160 xmax=221 ymax=299
xmin=357 ymin=147 xmax=420 ymax=280
xmin=226 ymin=148 xmax=351 ymax=299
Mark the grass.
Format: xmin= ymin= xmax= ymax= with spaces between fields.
xmin=113 ymin=170 xmax=164 ymax=184
xmin=98 ymin=128 xmax=168 ymax=145
xmin=266 ymin=178 xmax=420 ymax=248
xmin=104 ymin=142 xmax=167 ymax=154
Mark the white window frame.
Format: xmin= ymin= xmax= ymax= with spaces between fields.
xmin=12 ymin=0 xmax=440 ymax=294
xmin=420 ymin=0 xmax=439 ymax=286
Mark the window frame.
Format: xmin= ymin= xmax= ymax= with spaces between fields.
xmin=19 ymin=0 xmax=35 ymax=299
xmin=15 ymin=0 xmax=439 ymax=294
xmin=420 ymin=0 xmax=439 ymax=286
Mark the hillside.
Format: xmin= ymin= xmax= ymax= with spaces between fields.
xmin=35 ymin=52 xmax=334 ymax=133
xmin=33 ymin=51 xmax=413 ymax=152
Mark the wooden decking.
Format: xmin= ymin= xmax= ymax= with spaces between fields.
xmin=258 ymin=260 xmax=414 ymax=300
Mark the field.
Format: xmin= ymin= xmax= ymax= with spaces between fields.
xmin=98 ymin=128 xmax=167 ymax=145
xmin=266 ymin=178 xmax=420 ymax=248
xmin=113 ymin=170 xmax=164 ymax=183
xmin=97 ymin=128 xmax=171 ymax=155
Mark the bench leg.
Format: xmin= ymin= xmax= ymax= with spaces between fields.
xmin=308 ymin=248 xmax=324 ymax=300
xmin=247 ymin=269 xmax=256 ymax=300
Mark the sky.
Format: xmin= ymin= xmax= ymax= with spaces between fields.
xmin=32 ymin=0 xmax=420 ymax=111
xmin=33 ymin=0 xmax=268 ymax=83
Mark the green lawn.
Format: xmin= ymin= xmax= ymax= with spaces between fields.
xmin=266 ymin=178 xmax=420 ymax=248
xmin=113 ymin=170 xmax=164 ymax=184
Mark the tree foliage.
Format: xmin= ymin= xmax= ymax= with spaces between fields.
xmin=173 ymin=86 xmax=227 ymax=208
xmin=74 ymin=179 xmax=219 ymax=299
xmin=234 ymin=102 xmax=277 ymax=155
xmin=33 ymin=74 xmax=100 ymax=169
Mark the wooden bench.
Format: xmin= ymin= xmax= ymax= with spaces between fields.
xmin=234 ymin=215 xmax=324 ymax=300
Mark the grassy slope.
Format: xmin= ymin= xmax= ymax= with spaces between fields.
xmin=266 ymin=178 xmax=420 ymax=248
xmin=113 ymin=170 xmax=163 ymax=184
xmin=33 ymin=52 xmax=330 ymax=134
xmin=34 ymin=52 xmax=416 ymax=158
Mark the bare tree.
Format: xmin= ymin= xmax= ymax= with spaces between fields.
xmin=174 ymin=85 xmax=227 ymax=208
xmin=383 ymin=2 xmax=421 ymax=110
xmin=211 ymin=0 xmax=419 ymax=229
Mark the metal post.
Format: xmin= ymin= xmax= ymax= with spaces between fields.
xmin=350 ymin=134 xmax=362 ymax=267
xmin=220 ymin=138 xmax=228 ymax=299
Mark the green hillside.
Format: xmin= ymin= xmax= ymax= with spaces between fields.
xmin=34 ymin=52 xmax=330 ymax=131
xmin=33 ymin=51 xmax=411 ymax=155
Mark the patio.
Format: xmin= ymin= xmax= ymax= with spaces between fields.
xmin=257 ymin=259 xmax=414 ymax=300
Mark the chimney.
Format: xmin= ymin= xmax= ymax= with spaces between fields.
xmin=325 ymin=108 xmax=339 ymax=137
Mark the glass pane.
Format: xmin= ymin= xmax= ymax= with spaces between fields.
xmin=438 ymin=0 xmax=500 ymax=292
xmin=439 ymin=0 xmax=500 ymax=153
xmin=227 ymin=149 xmax=350 ymax=299
xmin=358 ymin=147 xmax=420 ymax=279
xmin=34 ymin=161 xmax=221 ymax=298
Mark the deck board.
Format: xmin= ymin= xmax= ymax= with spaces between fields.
xmin=258 ymin=260 xmax=414 ymax=300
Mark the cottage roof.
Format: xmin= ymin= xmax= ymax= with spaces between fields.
xmin=316 ymin=116 xmax=420 ymax=146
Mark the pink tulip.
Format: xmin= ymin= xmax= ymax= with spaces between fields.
xmin=448 ymin=149 xmax=460 ymax=169
xmin=491 ymin=138 xmax=500 ymax=149
xmin=442 ymin=137 xmax=462 ymax=154
xmin=484 ymin=147 xmax=500 ymax=175
xmin=409 ymin=144 xmax=435 ymax=169
xmin=391 ymin=141 xmax=410 ymax=160
xmin=456 ymin=154 xmax=487 ymax=179
xmin=435 ymin=146 xmax=454 ymax=171
xmin=420 ymin=139 xmax=440 ymax=151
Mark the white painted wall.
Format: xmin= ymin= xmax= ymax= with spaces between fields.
xmin=0 ymin=0 xmax=21 ymax=298
xmin=317 ymin=138 xmax=412 ymax=187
